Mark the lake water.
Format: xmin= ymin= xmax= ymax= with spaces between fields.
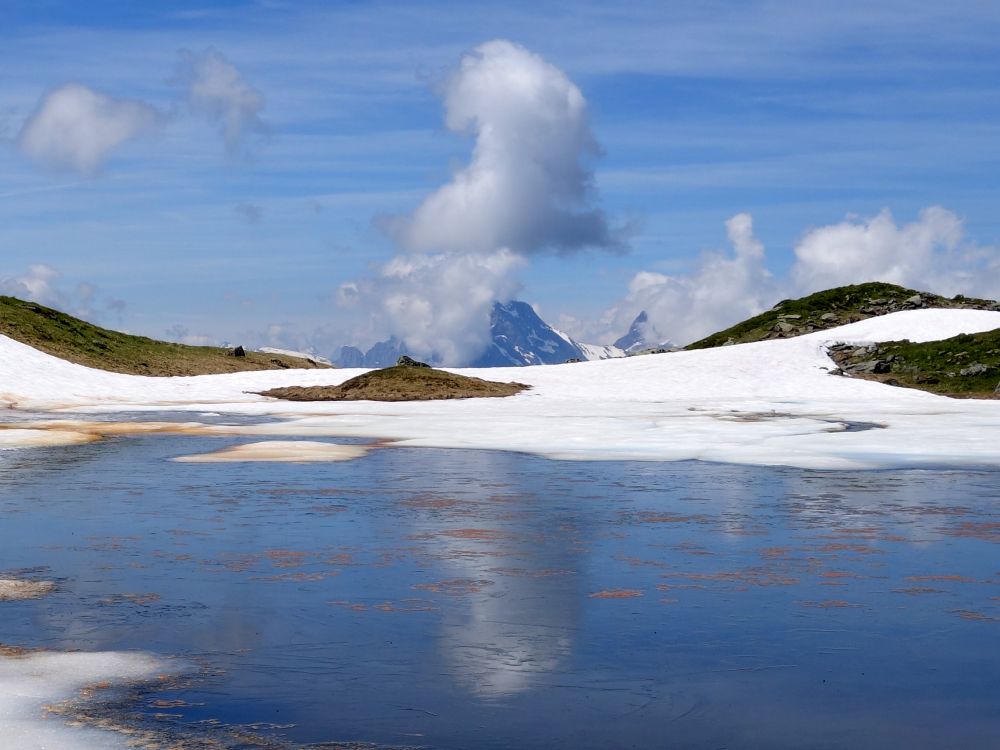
xmin=1 ymin=416 xmax=999 ymax=749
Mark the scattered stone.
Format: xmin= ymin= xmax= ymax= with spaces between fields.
xmin=564 ymin=357 xmax=583 ymax=364
xmin=904 ymin=294 xmax=923 ymax=306
xmin=230 ymin=345 xmax=246 ymax=358
xmin=820 ymin=312 xmax=839 ymax=322
xmin=959 ymin=363 xmax=992 ymax=377
xmin=396 ymin=355 xmax=430 ymax=368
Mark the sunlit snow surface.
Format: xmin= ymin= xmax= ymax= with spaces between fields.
xmin=2 ymin=309 xmax=1000 ymax=469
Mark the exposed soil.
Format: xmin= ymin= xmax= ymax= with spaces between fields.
xmin=259 ymin=365 xmax=529 ymax=402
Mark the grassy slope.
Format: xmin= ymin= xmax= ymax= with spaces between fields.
xmin=0 ymin=295 xmax=328 ymax=376
xmin=260 ymin=365 xmax=529 ymax=401
xmin=686 ymin=282 xmax=998 ymax=350
xmin=831 ymin=331 xmax=1000 ymax=399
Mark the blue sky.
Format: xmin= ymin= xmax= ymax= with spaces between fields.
xmin=2 ymin=1 xmax=1000 ymax=357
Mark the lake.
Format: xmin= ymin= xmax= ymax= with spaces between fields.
xmin=1 ymin=416 xmax=999 ymax=749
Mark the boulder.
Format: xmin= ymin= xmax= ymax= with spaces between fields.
xmin=820 ymin=312 xmax=840 ymax=322
xmin=396 ymin=355 xmax=430 ymax=368
xmin=230 ymin=345 xmax=246 ymax=358
xmin=959 ymin=363 xmax=992 ymax=377
xmin=904 ymin=294 xmax=923 ymax=307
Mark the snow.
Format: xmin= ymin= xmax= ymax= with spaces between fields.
xmin=0 ymin=649 xmax=172 ymax=750
xmin=172 ymin=440 xmax=368 ymax=463
xmin=257 ymin=346 xmax=332 ymax=365
xmin=0 ymin=308 xmax=999 ymax=470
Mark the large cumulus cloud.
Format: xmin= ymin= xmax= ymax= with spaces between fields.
xmin=386 ymin=39 xmax=621 ymax=256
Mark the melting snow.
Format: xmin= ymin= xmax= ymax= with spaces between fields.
xmin=0 ymin=309 xmax=998 ymax=470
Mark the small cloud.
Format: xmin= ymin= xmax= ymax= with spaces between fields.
xmin=0 ymin=263 xmax=127 ymax=324
xmin=164 ymin=324 xmax=215 ymax=347
xmin=16 ymin=83 xmax=158 ymax=176
xmin=234 ymin=202 xmax=262 ymax=224
xmin=178 ymin=48 xmax=266 ymax=153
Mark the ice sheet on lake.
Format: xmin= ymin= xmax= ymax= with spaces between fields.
xmin=0 ymin=649 xmax=169 ymax=749
xmin=2 ymin=309 xmax=1000 ymax=470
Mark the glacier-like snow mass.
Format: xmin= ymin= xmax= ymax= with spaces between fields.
xmin=1 ymin=308 xmax=999 ymax=470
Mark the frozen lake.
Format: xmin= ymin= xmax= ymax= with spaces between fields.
xmin=2 ymin=418 xmax=999 ymax=749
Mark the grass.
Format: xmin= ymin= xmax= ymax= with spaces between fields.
xmin=260 ymin=364 xmax=529 ymax=402
xmin=0 ymin=295 xmax=328 ymax=376
xmin=832 ymin=330 xmax=1000 ymax=399
xmin=686 ymin=282 xmax=997 ymax=350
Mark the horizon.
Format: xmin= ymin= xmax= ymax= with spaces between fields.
xmin=3 ymin=1 xmax=1000 ymax=363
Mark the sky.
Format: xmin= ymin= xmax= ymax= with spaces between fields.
xmin=2 ymin=0 xmax=1000 ymax=362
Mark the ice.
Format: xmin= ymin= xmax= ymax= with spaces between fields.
xmin=0 ymin=649 xmax=170 ymax=750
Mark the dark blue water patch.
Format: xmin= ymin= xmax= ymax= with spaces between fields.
xmin=1 ymin=433 xmax=999 ymax=749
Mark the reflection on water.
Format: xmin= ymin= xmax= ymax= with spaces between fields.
xmin=1 ymin=423 xmax=1000 ymax=749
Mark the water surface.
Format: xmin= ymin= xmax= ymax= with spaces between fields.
xmin=1 ymin=421 xmax=998 ymax=749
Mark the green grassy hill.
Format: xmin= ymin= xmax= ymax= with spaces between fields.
xmin=0 ymin=295 xmax=329 ymax=376
xmin=685 ymin=282 xmax=999 ymax=350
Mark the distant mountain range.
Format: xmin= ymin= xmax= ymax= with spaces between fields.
xmin=335 ymin=300 xmax=672 ymax=368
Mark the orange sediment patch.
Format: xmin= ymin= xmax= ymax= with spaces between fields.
xmin=905 ymin=574 xmax=976 ymax=583
xmin=941 ymin=522 xmax=1000 ymax=543
xmin=589 ymin=589 xmax=644 ymax=599
xmin=951 ymin=609 xmax=1000 ymax=622
xmin=798 ymin=599 xmax=863 ymax=609
xmin=412 ymin=578 xmax=494 ymax=595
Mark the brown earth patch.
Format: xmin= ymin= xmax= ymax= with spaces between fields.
xmin=259 ymin=364 xmax=529 ymax=402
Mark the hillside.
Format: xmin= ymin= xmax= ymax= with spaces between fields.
xmin=260 ymin=362 xmax=528 ymax=401
xmin=0 ymin=296 xmax=328 ymax=376
xmin=829 ymin=329 xmax=1000 ymax=399
xmin=686 ymin=282 xmax=1000 ymax=350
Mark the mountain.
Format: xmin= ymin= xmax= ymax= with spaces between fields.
xmin=336 ymin=301 xmax=628 ymax=368
xmin=612 ymin=311 xmax=675 ymax=355
xmin=336 ymin=336 xmax=408 ymax=368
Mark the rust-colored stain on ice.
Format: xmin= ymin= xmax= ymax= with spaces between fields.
xmin=589 ymin=589 xmax=644 ymax=599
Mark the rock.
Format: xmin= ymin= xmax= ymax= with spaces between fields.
xmin=564 ymin=357 xmax=583 ymax=364
xmin=396 ymin=355 xmax=430 ymax=368
xmin=959 ymin=363 xmax=992 ymax=377
xmin=904 ymin=294 xmax=923 ymax=307
xmin=270 ymin=358 xmax=290 ymax=369
xmin=820 ymin=312 xmax=840 ymax=322
xmin=778 ymin=314 xmax=802 ymax=320
xmin=775 ymin=321 xmax=797 ymax=334
xmin=846 ymin=359 xmax=891 ymax=374
xmin=995 ymin=381 xmax=1000 ymax=394
xmin=230 ymin=345 xmax=246 ymax=358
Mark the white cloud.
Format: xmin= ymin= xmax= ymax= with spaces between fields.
xmin=16 ymin=84 xmax=157 ymax=175
xmin=0 ymin=263 xmax=127 ymax=323
xmin=589 ymin=206 xmax=1000 ymax=348
xmin=341 ymin=249 xmax=526 ymax=365
xmin=593 ymin=213 xmax=778 ymax=346
xmin=386 ymin=39 xmax=621 ymax=256
xmin=179 ymin=48 xmax=266 ymax=152
xmin=791 ymin=206 xmax=985 ymax=297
